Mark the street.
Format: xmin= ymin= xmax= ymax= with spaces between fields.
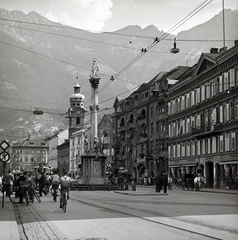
xmin=12 ymin=187 xmax=238 ymax=240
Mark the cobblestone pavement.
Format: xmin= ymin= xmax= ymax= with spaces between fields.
xmin=13 ymin=203 xmax=68 ymax=240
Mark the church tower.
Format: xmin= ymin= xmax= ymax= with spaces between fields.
xmin=68 ymin=83 xmax=87 ymax=138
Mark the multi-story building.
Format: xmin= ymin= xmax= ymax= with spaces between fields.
xmin=167 ymin=40 xmax=238 ymax=189
xmin=57 ymin=139 xmax=69 ymax=175
xmin=11 ymin=138 xmax=49 ymax=172
xmin=68 ymin=83 xmax=88 ymax=176
xmin=48 ymin=128 xmax=68 ymax=170
xmin=98 ymin=114 xmax=114 ymax=170
xmin=112 ymin=67 xmax=189 ymax=182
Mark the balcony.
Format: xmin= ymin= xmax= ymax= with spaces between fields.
xmin=192 ymin=123 xmax=222 ymax=138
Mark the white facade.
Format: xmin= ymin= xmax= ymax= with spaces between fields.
xmin=48 ymin=129 xmax=68 ymax=169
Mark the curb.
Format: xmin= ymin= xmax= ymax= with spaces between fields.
xmin=115 ymin=191 xmax=169 ymax=196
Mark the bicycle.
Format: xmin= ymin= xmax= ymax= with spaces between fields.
xmin=9 ymin=184 xmax=29 ymax=205
xmin=52 ymin=182 xmax=59 ymax=202
xmin=31 ymin=187 xmax=41 ymax=203
xmin=60 ymin=188 xmax=67 ymax=213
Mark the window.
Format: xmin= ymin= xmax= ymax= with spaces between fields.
xmin=220 ymin=135 xmax=224 ymax=152
xmin=197 ymin=140 xmax=201 ymax=155
xmin=173 ymin=145 xmax=176 ymax=158
xmin=231 ymin=132 xmax=236 ymax=151
xmin=212 ymin=137 xmax=216 ymax=153
xmin=151 ymin=122 xmax=154 ymax=134
xmin=191 ymin=91 xmax=195 ymax=106
xmin=201 ymin=85 xmax=205 ymax=101
xmin=191 ymin=141 xmax=195 ymax=156
xmin=224 ymin=72 xmax=229 ymax=90
xmin=236 ymin=69 xmax=238 ymax=86
xmin=220 ymin=105 xmax=223 ymax=123
xmin=168 ymin=146 xmax=171 ymax=159
xmin=181 ymin=142 xmax=185 ymax=157
xmin=206 ymin=83 xmax=210 ymax=99
xmin=187 ymin=142 xmax=190 ymax=157
xmin=181 ymin=96 xmax=185 ymax=110
xmin=207 ymin=138 xmax=211 ymax=154
xmin=225 ymin=133 xmax=230 ymax=152
xmin=202 ymin=139 xmax=206 ymax=155
xmin=219 ymin=75 xmax=223 ymax=93
xmin=76 ymin=117 xmax=80 ymax=124
xmin=229 ymin=69 xmax=235 ymax=87
xmin=197 ymin=88 xmax=201 ymax=103
xmin=151 ymin=106 xmax=154 ymax=117
xmin=177 ymin=144 xmax=180 ymax=158
xmin=235 ymin=100 xmax=238 ymax=119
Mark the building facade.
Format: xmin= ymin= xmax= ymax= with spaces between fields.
xmin=57 ymin=139 xmax=69 ymax=175
xmin=11 ymin=138 xmax=49 ymax=172
xmin=112 ymin=67 xmax=189 ymax=182
xmin=68 ymin=83 xmax=87 ymax=176
xmin=48 ymin=128 xmax=68 ymax=169
xmin=168 ymin=41 xmax=238 ymax=189
xmin=98 ymin=114 xmax=114 ymax=172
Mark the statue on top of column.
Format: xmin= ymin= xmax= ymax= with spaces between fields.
xmin=91 ymin=58 xmax=99 ymax=78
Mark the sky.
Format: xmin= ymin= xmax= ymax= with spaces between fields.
xmin=0 ymin=0 xmax=237 ymax=34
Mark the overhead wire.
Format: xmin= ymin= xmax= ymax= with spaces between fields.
xmin=0 ymin=0 xmax=221 ymax=113
xmin=85 ymin=0 xmax=213 ymax=106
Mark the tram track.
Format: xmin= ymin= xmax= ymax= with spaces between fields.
xmin=71 ymin=193 xmax=237 ymax=240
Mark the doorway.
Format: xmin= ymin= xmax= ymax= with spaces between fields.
xmin=206 ymin=162 xmax=214 ymax=188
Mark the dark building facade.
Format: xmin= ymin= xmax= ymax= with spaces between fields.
xmin=167 ymin=41 xmax=238 ymax=189
xmin=112 ymin=67 xmax=189 ymax=182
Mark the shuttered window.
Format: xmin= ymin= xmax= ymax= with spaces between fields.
xmin=219 ymin=75 xmax=223 ymax=93
xmin=225 ymin=133 xmax=230 ymax=152
xmin=231 ymin=132 xmax=236 ymax=151
xmin=197 ymin=140 xmax=201 ymax=155
xmin=224 ymin=72 xmax=229 ymax=90
xmin=229 ymin=69 xmax=235 ymax=87
xmin=220 ymin=135 xmax=224 ymax=152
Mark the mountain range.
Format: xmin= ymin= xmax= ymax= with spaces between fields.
xmin=0 ymin=8 xmax=238 ymax=142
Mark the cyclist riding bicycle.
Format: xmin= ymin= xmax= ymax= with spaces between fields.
xmin=51 ymin=169 xmax=60 ymax=200
xmin=59 ymin=171 xmax=71 ymax=208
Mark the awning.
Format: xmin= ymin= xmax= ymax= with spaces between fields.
xmin=219 ymin=161 xmax=238 ymax=165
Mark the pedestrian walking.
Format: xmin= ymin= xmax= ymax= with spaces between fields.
xmin=155 ymin=172 xmax=162 ymax=193
xmin=4 ymin=170 xmax=14 ymax=197
xmin=144 ymin=176 xmax=148 ymax=187
xmin=39 ymin=172 xmax=47 ymax=197
xmin=16 ymin=172 xmax=27 ymax=203
xmin=162 ymin=173 xmax=168 ymax=194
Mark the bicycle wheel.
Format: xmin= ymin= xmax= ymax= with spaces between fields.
xmin=62 ymin=192 xmax=67 ymax=213
xmin=33 ymin=191 xmax=41 ymax=203
xmin=9 ymin=187 xmax=19 ymax=204
xmin=62 ymin=198 xmax=67 ymax=213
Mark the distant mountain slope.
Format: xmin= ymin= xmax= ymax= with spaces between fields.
xmin=0 ymin=8 xmax=237 ymax=141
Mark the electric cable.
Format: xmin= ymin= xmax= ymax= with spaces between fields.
xmin=85 ymin=0 xmax=213 ymax=106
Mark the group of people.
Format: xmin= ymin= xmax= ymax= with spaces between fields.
xmin=1 ymin=169 xmax=71 ymax=208
xmin=154 ymin=172 xmax=169 ymax=193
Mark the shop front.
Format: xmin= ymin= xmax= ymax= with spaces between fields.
xmin=169 ymin=159 xmax=199 ymax=181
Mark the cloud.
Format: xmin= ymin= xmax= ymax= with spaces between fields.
xmin=44 ymin=0 xmax=114 ymax=31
